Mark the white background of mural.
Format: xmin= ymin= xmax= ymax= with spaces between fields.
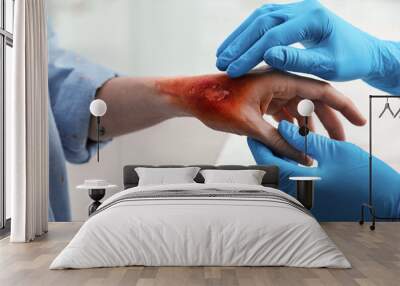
xmin=48 ymin=0 xmax=400 ymax=220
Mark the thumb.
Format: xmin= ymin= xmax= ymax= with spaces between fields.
xmin=277 ymin=120 xmax=332 ymax=163
xmin=264 ymin=46 xmax=335 ymax=79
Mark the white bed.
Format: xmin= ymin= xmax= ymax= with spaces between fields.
xmin=50 ymin=183 xmax=350 ymax=269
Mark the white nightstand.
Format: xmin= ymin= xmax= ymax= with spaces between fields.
xmin=289 ymin=176 xmax=321 ymax=210
xmin=77 ymin=180 xmax=118 ymax=215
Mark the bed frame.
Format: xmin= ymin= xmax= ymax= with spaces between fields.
xmin=123 ymin=165 xmax=280 ymax=189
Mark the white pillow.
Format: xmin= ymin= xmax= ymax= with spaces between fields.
xmin=200 ymin=169 xmax=266 ymax=185
xmin=135 ymin=167 xmax=200 ymax=186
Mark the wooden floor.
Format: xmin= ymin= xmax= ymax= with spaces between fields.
xmin=0 ymin=222 xmax=399 ymax=286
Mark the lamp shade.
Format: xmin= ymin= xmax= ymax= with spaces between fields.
xmin=90 ymin=99 xmax=107 ymax=117
xmin=297 ymin=99 xmax=314 ymax=117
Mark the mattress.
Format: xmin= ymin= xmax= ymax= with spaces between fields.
xmin=50 ymin=183 xmax=350 ymax=269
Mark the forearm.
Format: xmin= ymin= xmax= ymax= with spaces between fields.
xmin=363 ymin=40 xmax=400 ymax=95
xmin=89 ymin=77 xmax=189 ymax=141
xmin=90 ymin=73 xmax=255 ymax=141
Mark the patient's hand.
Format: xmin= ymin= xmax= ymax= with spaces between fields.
xmin=156 ymin=69 xmax=365 ymax=164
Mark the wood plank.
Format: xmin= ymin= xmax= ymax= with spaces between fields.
xmin=0 ymin=222 xmax=399 ymax=286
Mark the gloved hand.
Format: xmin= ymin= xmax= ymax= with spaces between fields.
xmin=248 ymin=120 xmax=400 ymax=221
xmin=216 ymin=0 xmax=400 ymax=94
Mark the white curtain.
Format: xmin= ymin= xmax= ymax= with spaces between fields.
xmin=8 ymin=0 xmax=49 ymax=242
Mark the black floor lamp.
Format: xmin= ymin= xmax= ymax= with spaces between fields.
xmin=359 ymin=95 xmax=400 ymax=230
xmin=89 ymin=99 xmax=107 ymax=162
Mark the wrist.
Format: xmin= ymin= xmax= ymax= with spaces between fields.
xmin=155 ymin=77 xmax=205 ymax=118
xmin=150 ymin=78 xmax=192 ymax=118
xmin=363 ymin=40 xmax=400 ymax=94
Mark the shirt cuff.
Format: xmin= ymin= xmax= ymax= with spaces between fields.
xmin=51 ymin=63 xmax=117 ymax=164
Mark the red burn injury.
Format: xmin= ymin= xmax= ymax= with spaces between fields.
xmin=156 ymin=74 xmax=253 ymax=121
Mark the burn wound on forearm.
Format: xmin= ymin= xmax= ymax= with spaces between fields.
xmin=155 ymin=74 xmax=253 ymax=121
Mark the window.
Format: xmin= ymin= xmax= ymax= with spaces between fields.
xmin=0 ymin=0 xmax=13 ymax=235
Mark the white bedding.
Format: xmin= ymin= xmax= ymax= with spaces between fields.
xmin=50 ymin=183 xmax=350 ymax=269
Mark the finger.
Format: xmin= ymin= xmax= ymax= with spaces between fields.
xmin=250 ymin=117 xmax=312 ymax=165
xmin=216 ymin=13 xmax=283 ymax=71
xmin=226 ymin=18 xmax=308 ymax=77
xmin=287 ymin=75 xmax=366 ymax=126
xmin=264 ymin=46 xmax=336 ymax=80
xmin=294 ymin=116 xmax=316 ymax=134
xmin=307 ymin=116 xmax=316 ymax=133
xmin=272 ymin=107 xmax=294 ymax=123
xmin=216 ymin=4 xmax=285 ymax=57
xmin=247 ymin=137 xmax=295 ymax=169
xmin=283 ymin=97 xmax=316 ymax=132
xmin=278 ymin=120 xmax=332 ymax=163
xmin=314 ymin=101 xmax=345 ymax=140
xmin=294 ymin=114 xmax=316 ymax=133
xmin=282 ymin=97 xmax=305 ymax=127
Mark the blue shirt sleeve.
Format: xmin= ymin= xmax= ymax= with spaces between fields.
xmin=48 ymin=105 xmax=71 ymax=221
xmin=48 ymin=28 xmax=117 ymax=164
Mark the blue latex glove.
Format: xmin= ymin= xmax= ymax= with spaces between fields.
xmin=216 ymin=0 xmax=400 ymax=94
xmin=248 ymin=121 xmax=400 ymax=221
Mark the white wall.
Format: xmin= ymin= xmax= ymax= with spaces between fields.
xmin=47 ymin=0 xmax=400 ymax=221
